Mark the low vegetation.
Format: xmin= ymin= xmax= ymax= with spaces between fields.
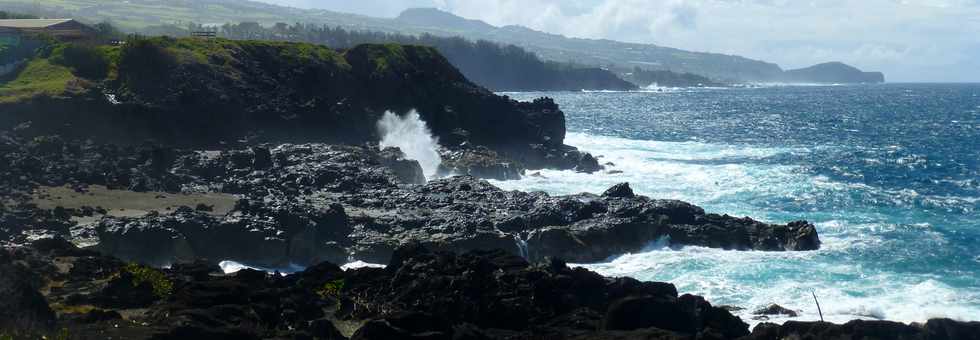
xmin=0 ymin=58 xmax=76 ymax=103
xmin=123 ymin=263 xmax=173 ymax=298
xmin=0 ymin=38 xmax=116 ymax=103
xmin=127 ymin=22 xmax=634 ymax=91
xmin=316 ymin=279 xmax=346 ymax=299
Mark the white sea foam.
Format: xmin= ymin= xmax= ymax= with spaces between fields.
xmin=378 ymin=110 xmax=443 ymax=180
xmin=574 ymin=241 xmax=980 ymax=329
xmin=341 ymin=261 xmax=386 ymax=271
xmin=218 ymin=260 xmax=304 ymax=276
xmin=493 ymin=131 xmax=980 ymax=326
xmin=492 ymin=132 xmax=808 ymax=219
xmin=218 ymin=260 xmax=385 ymax=274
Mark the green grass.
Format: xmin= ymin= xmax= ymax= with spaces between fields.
xmin=0 ymin=36 xmax=425 ymax=104
xmin=0 ymin=58 xmax=75 ymax=103
xmin=7 ymin=0 xmax=345 ymax=31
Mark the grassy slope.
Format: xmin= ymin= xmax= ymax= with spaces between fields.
xmin=0 ymin=37 xmax=416 ymax=105
xmin=0 ymin=58 xmax=75 ymax=103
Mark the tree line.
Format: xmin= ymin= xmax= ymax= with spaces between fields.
xmin=140 ymin=21 xmax=635 ymax=91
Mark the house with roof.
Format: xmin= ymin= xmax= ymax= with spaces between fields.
xmin=1 ymin=19 xmax=96 ymax=76
xmin=0 ymin=19 xmax=96 ymax=44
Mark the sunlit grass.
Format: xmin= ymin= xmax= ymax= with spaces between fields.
xmin=0 ymin=58 xmax=75 ymax=103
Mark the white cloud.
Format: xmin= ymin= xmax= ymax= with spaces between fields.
xmin=260 ymin=0 xmax=980 ymax=81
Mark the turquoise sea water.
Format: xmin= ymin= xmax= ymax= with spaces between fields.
xmin=492 ymin=84 xmax=980 ymax=325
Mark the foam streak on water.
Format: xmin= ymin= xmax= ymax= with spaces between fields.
xmin=491 ymin=129 xmax=980 ymax=326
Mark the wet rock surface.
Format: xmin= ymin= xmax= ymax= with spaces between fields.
xmin=0 ymin=240 xmax=750 ymax=339
xmin=3 ymin=240 xmax=977 ymax=339
xmin=752 ymin=304 xmax=799 ymax=318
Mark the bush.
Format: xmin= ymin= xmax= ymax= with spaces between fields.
xmin=117 ymin=37 xmax=178 ymax=93
xmin=50 ymin=44 xmax=110 ymax=79
xmin=316 ymin=279 xmax=345 ymax=299
xmin=124 ymin=263 xmax=174 ymax=298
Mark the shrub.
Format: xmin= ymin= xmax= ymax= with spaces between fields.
xmin=316 ymin=279 xmax=345 ymax=299
xmin=51 ymin=44 xmax=110 ymax=79
xmin=124 ymin=263 xmax=174 ymax=298
xmin=117 ymin=37 xmax=178 ymax=93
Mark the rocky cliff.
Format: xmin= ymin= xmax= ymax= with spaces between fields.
xmin=0 ymin=37 xmax=597 ymax=174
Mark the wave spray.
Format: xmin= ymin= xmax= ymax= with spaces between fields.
xmin=377 ymin=110 xmax=443 ymax=180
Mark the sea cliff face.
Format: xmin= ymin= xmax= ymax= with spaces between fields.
xmin=0 ymin=37 xmax=596 ymax=175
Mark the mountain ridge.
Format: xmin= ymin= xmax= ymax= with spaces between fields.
xmin=5 ymin=0 xmax=885 ymax=84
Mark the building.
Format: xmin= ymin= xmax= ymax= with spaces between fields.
xmin=0 ymin=19 xmax=96 ymax=42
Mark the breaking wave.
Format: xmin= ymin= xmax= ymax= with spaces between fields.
xmin=377 ymin=110 xmax=443 ymax=179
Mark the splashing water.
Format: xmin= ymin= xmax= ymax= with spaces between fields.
xmin=377 ymin=110 xmax=443 ymax=179
xmin=494 ymin=85 xmax=980 ymax=326
xmin=514 ymin=235 xmax=530 ymax=260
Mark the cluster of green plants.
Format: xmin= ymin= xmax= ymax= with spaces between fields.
xmin=0 ymin=38 xmax=119 ymax=102
xmin=124 ymin=262 xmax=174 ymax=298
xmin=316 ymin=279 xmax=346 ymax=299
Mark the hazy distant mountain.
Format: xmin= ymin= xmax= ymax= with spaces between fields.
xmin=393 ymin=8 xmax=787 ymax=82
xmin=7 ymin=0 xmax=884 ymax=83
xmin=782 ymin=62 xmax=885 ymax=84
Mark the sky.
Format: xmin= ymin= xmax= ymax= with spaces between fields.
xmin=261 ymin=0 xmax=980 ymax=82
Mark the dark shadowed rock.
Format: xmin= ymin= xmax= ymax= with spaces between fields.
xmin=439 ymin=146 xmax=523 ymax=180
xmin=0 ymin=263 xmax=56 ymax=332
xmin=3 ymin=241 xmax=979 ymax=339
xmin=747 ymin=320 xmax=925 ymax=340
xmin=753 ymin=304 xmax=798 ymax=317
xmin=379 ymin=147 xmax=427 ymax=184
xmin=251 ymin=146 xmax=273 ymax=170
xmin=602 ymin=182 xmax=636 ymax=198
xmin=923 ymin=318 xmax=980 ymax=340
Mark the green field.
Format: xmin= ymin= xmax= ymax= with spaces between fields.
xmin=0 ymin=0 xmax=397 ymax=31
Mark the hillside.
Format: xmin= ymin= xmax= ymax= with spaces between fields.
xmin=4 ymin=0 xmax=884 ymax=83
xmin=782 ymin=62 xmax=886 ymax=84
xmin=185 ymin=22 xmax=636 ymax=91
xmin=625 ymin=68 xmax=725 ymax=88
xmin=0 ymin=37 xmax=600 ymax=172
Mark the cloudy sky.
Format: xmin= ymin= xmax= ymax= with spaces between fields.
xmin=262 ymin=0 xmax=980 ymax=82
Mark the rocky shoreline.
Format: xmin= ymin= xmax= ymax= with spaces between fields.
xmin=3 ymin=239 xmax=978 ymax=339
xmin=1 ymin=38 xmax=976 ymax=339
xmin=3 ymin=132 xmax=978 ymax=339
xmin=0 ymin=132 xmax=819 ymax=268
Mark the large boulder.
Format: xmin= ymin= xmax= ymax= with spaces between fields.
xmin=0 ymin=262 xmax=56 ymax=332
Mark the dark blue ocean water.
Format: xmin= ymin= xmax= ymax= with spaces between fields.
xmin=494 ymin=84 xmax=980 ymax=324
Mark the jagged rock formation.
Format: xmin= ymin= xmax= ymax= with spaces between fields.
xmin=3 ymin=240 xmax=977 ymax=339
xmin=0 ymin=239 xmax=751 ymax=339
xmin=1 ymin=132 xmax=819 ymax=268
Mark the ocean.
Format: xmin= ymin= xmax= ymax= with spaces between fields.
xmin=492 ymin=84 xmax=980 ymax=325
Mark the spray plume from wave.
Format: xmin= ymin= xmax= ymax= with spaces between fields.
xmin=377 ymin=110 xmax=443 ymax=179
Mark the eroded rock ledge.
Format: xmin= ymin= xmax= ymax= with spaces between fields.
xmin=2 ymin=134 xmax=818 ymax=268
xmin=3 ymin=240 xmax=976 ymax=340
